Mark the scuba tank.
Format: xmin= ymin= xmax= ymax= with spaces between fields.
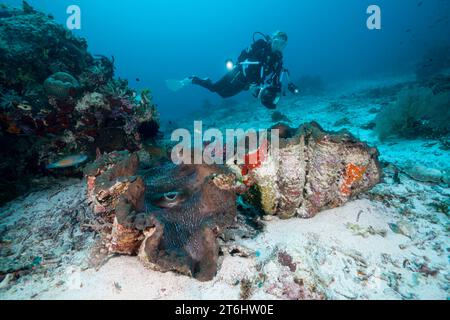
xmin=226 ymin=32 xmax=269 ymax=72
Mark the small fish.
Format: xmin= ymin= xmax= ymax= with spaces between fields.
xmin=114 ymin=282 xmax=122 ymax=292
xmin=388 ymin=223 xmax=401 ymax=234
xmin=136 ymin=78 xmax=140 ymax=82
xmin=388 ymin=222 xmax=412 ymax=238
xmin=46 ymin=154 xmax=88 ymax=169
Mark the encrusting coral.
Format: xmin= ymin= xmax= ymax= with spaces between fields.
xmin=75 ymin=92 xmax=109 ymax=113
xmin=0 ymin=3 xmax=91 ymax=89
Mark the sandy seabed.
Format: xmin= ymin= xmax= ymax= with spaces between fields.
xmin=0 ymin=75 xmax=449 ymax=300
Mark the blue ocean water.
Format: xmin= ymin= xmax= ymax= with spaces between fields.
xmin=3 ymin=0 xmax=450 ymax=120
xmin=1 ymin=0 xmax=450 ymax=300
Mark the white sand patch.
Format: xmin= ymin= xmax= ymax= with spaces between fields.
xmin=2 ymin=177 xmax=447 ymax=300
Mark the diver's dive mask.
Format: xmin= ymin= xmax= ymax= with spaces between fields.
xmin=271 ymin=31 xmax=288 ymax=52
xmin=271 ymin=38 xmax=287 ymax=52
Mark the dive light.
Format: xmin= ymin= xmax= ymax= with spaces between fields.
xmin=288 ymin=83 xmax=299 ymax=94
xmin=225 ymin=59 xmax=234 ymax=71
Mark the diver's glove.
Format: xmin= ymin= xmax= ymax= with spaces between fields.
xmin=288 ymin=82 xmax=299 ymax=94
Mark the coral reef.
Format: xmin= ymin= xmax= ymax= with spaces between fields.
xmin=0 ymin=3 xmax=159 ymax=204
xmin=0 ymin=90 xmax=22 ymax=110
xmin=240 ymin=122 xmax=381 ymax=219
xmin=43 ymin=72 xmax=80 ymax=99
xmin=0 ymin=2 xmax=92 ymax=90
xmin=2 ymin=73 xmax=448 ymax=298
xmin=420 ymin=73 xmax=450 ymax=95
xmin=75 ymin=92 xmax=108 ymax=113
xmin=375 ymin=87 xmax=450 ymax=140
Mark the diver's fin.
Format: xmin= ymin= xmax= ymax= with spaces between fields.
xmin=165 ymin=78 xmax=191 ymax=92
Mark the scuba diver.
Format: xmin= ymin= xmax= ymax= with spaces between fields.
xmin=166 ymin=31 xmax=299 ymax=109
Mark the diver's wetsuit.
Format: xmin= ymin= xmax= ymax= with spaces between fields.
xmin=191 ymin=39 xmax=284 ymax=98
